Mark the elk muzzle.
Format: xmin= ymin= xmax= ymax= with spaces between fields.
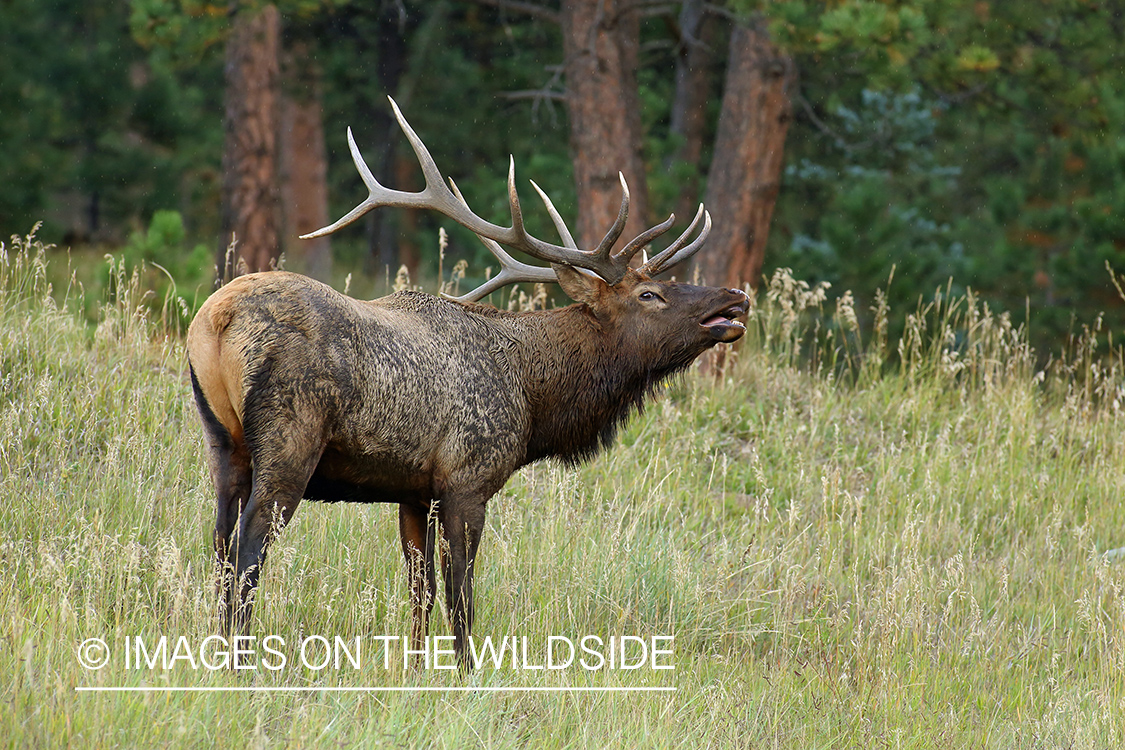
xmin=700 ymin=288 xmax=750 ymax=343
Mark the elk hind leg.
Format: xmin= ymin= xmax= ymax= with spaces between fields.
xmin=226 ymin=474 xmax=308 ymax=634
xmin=191 ymin=366 xmax=251 ymax=628
xmin=213 ymin=446 xmax=251 ymax=630
xmin=226 ymin=426 xmax=321 ymax=634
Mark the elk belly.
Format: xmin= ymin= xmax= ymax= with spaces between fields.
xmin=302 ymin=444 xmax=431 ymax=504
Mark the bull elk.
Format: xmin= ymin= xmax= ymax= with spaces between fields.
xmin=187 ymin=99 xmax=748 ymax=667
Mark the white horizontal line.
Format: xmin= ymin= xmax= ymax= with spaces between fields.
xmin=76 ymin=686 xmax=676 ymax=693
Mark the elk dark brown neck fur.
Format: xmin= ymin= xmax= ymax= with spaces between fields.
xmin=503 ymin=304 xmax=676 ymax=466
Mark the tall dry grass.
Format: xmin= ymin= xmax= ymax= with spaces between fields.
xmin=3 ymin=233 xmax=1125 ymax=747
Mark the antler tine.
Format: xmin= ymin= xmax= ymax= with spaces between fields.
xmin=588 ymin=173 xmax=631 ymax=270
xmin=506 ymin=156 xmax=528 ymax=242
xmin=641 ymin=203 xmax=704 ymax=271
xmin=614 ymin=212 xmax=676 ymax=265
xmin=387 ymin=97 xmax=448 ymax=196
xmin=443 ymin=247 xmax=557 ymax=303
xmin=529 ymin=179 xmax=607 ymax=282
xmin=300 ymin=128 xmax=386 ymax=239
xmin=638 ymin=204 xmax=712 ymax=276
xmin=529 ymin=180 xmax=577 ymax=249
xmin=443 ymin=178 xmax=557 ymax=303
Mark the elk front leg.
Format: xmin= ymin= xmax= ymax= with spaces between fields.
xmin=398 ymin=501 xmax=437 ymax=659
xmin=438 ymin=496 xmax=487 ymax=668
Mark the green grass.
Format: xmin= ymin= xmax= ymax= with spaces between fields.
xmin=4 ymin=229 xmax=1125 ymax=748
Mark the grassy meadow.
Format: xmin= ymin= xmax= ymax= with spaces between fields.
xmin=4 ymin=229 xmax=1125 ymax=748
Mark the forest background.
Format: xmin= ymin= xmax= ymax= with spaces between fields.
xmin=2 ymin=0 xmax=1124 ymax=350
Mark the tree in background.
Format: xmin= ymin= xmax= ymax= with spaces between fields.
xmin=280 ymin=33 xmax=331 ymax=279
xmin=560 ymin=0 xmax=651 ymax=248
xmin=693 ymin=15 xmax=796 ymax=289
xmin=665 ymin=0 xmax=716 ymax=225
xmin=220 ymin=3 xmax=282 ymax=278
xmin=316 ymin=0 xmax=421 ymax=276
xmin=132 ymin=0 xmax=337 ymax=282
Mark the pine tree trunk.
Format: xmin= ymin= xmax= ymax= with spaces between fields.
xmin=694 ymin=19 xmax=796 ymax=290
xmin=218 ymin=3 xmax=281 ymax=281
xmin=561 ymin=0 xmax=650 ymax=251
xmin=279 ymin=38 xmax=331 ymax=280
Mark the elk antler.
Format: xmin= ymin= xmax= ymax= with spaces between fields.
xmin=442 ymin=179 xmax=557 ymax=303
xmin=637 ymin=203 xmax=712 ymax=277
xmin=302 ymin=98 xmax=711 ymax=302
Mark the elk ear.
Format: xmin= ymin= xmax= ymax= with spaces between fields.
xmin=553 ymin=264 xmax=607 ymax=307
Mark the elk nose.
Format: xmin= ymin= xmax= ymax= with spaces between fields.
xmin=728 ymin=287 xmax=748 ymax=298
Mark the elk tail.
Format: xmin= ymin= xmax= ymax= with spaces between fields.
xmin=190 ymin=363 xmax=235 ymax=452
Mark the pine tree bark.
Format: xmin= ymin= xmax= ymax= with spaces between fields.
xmin=218 ymin=3 xmax=281 ymax=281
xmin=561 ymin=0 xmax=650 ymax=251
xmin=279 ymin=38 xmax=331 ymax=280
xmin=694 ymin=19 xmax=796 ymax=290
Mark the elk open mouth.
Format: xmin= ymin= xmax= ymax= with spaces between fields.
xmin=701 ymin=299 xmax=749 ymax=341
xmin=701 ymin=304 xmax=748 ymax=329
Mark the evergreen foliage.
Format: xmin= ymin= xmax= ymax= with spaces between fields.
xmin=1 ymin=0 xmax=1123 ymax=347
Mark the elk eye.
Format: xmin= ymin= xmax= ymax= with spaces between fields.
xmin=638 ymin=290 xmax=658 ymax=302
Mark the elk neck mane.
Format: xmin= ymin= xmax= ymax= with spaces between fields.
xmin=466 ymin=299 xmax=686 ymax=467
